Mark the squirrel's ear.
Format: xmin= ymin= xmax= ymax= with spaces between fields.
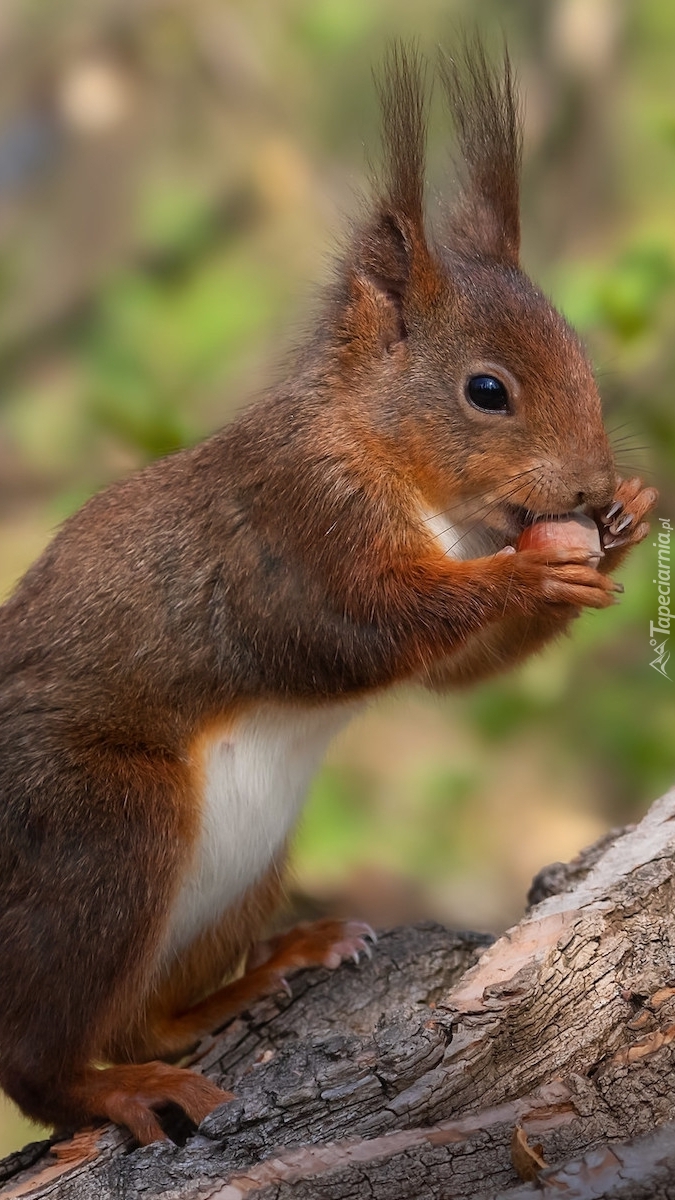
xmin=338 ymin=44 xmax=442 ymax=359
xmin=342 ymin=212 xmax=410 ymax=354
xmin=439 ymin=41 xmax=522 ymax=266
xmin=341 ymin=208 xmax=427 ymax=356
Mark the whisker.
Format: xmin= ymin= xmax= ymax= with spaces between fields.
xmin=607 ymin=420 xmax=636 ymax=437
xmin=423 ymin=467 xmax=540 ymax=531
xmin=614 ymin=463 xmax=657 ymax=478
xmin=440 ymin=472 xmax=545 ymax=556
xmin=421 ymin=506 xmax=454 ymax=524
xmin=456 ymin=475 xmax=538 ymax=525
xmin=611 ymin=437 xmax=651 ymax=450
xmin=437 ymin=473 xmax=540 ymax=540
xmin=420 ymin=467 xmax=540 ymax=533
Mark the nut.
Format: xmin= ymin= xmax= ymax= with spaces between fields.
xmin=517 ymin=512 xmax=602 ymax=569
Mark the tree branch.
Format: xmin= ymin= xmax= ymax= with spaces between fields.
xmin=3 ymin=789 xmax=675 ymax=1199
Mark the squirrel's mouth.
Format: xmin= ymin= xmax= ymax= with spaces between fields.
xmin=498 ymin=500 xmax=593 ymax=548
xmin=425 ymin=499 xmax=592 ymax=561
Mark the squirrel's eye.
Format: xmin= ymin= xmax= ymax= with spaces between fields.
xmin=465 ymin=374 xmax=510 ymax=414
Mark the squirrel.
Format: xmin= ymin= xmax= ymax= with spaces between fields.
xmin=0 ymin=44 xmax=657 ymax=1147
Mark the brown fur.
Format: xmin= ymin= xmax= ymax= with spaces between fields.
xmin=0 ymin=42 xmax=656 ymax=1144
xmin=107 ymin=856 xmax=286 ymax=1063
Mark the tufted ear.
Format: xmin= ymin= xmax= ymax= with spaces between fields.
xmin=338 ymin=44 xmax=442 ymax=359
xmin=439 ymin=41 xmax=522 ymax=266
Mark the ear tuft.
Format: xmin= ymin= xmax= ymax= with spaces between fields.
xmin=376 ymin=42 xmax=429 ymax=225
xmin=439 ymin=39 xmax=522 ymax=265
xmin=337 ymin=44 xmax=446 ymax=365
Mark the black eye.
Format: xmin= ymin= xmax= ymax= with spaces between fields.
xmin=466 ymin=374 xmax=510 ymax=414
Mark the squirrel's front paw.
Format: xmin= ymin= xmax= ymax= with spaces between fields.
xmin=513 ymin=545 xmax=623 ymax=611
xmin=597 ymin=477 xmax=658 ymax=562
xmin=540 ymin=559 xmax=622 ymax=609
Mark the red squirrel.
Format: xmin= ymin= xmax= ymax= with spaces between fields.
xmin=0 ymin=44 xmax=657 ymax=1147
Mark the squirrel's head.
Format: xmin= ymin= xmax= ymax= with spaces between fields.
xmin=329 ymin=43 xmax=615 ymax=551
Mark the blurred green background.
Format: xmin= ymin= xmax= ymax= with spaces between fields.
xmin=1 ymin=0 xmax=674 ymax=1156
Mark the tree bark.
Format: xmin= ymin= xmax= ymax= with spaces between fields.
xmin=3 ymin=788 xmax=675 ymax=1200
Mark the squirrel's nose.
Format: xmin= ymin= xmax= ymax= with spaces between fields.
xmin=576 ymin=472 xmax=615 ymax=510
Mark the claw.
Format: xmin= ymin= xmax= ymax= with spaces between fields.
xmin=324 ymin=922 xmax=378 ymax=970
xmin=604 ymin=500 xmax=623 ymax=522
xmin=610 ymin=513 xmax=634 ymax=535
xmin=264 ymin=918 xmax=378 ymax=980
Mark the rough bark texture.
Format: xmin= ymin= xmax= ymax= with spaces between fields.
xmin=3 ymin=788 xmax=675 ymax=1199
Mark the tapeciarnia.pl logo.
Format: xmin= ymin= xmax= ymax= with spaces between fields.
xmin=650 ymin=517 xmax=672 ymax=679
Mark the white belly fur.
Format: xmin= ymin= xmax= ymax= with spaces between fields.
xmin=162 ymin=701 xmax=356 ymax=961
xmin=421 ymin=509 xmax=464 ymax=558
xmin=419 ymin=506 xmax=497 ymax=561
